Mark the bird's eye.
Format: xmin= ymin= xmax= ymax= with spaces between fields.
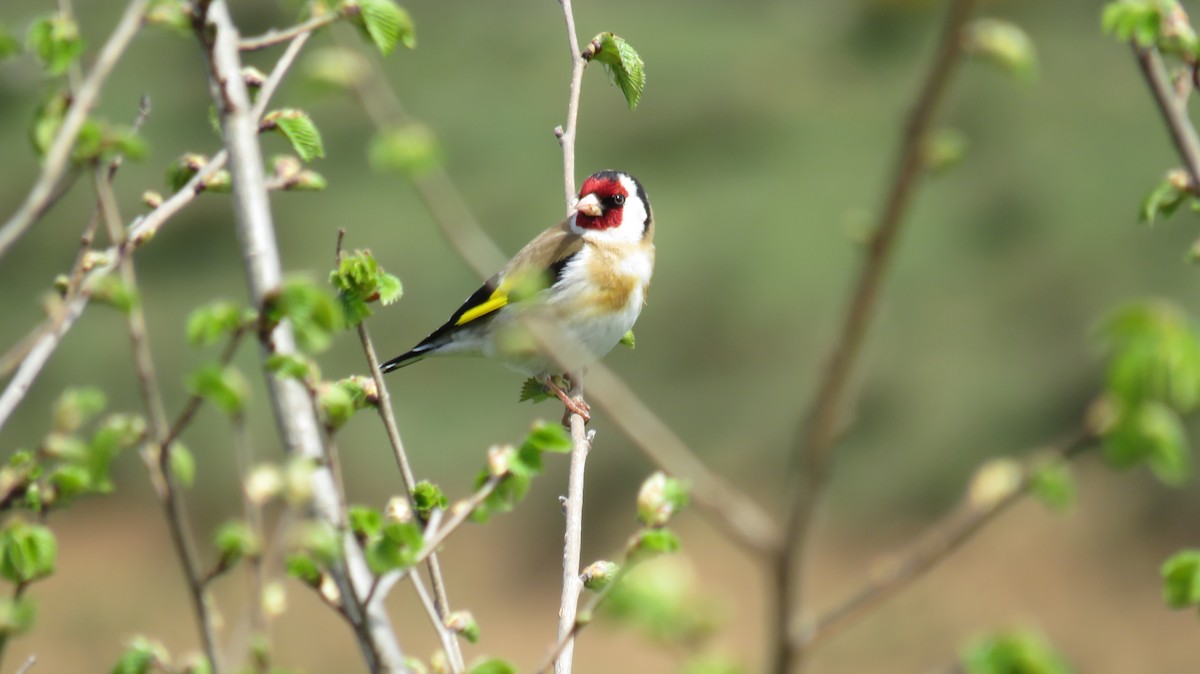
xmin=611 ymin=194 xmax=625 ymax=206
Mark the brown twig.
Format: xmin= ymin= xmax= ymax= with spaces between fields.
xmin=1133 ymin=44 xmax=1200 ymax=185
xmin=794 ymin=429 xmax=1096 ymax=653
xmin=239 ymin=12 xmax=341 ymax=51
xmin=774 ymin=2 xmax=978 ymax=672
xmin=0 ymin=0 xmax=149 ymax=262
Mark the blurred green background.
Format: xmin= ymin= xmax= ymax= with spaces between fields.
xmin=1 ymin=0 xmax=1198 ymax=672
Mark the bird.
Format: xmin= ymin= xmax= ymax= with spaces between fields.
xmin=380 ymin=169 xmax=654 ymax=422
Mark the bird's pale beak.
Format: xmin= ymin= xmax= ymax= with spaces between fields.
xmin=575 ymin=194 xmax=603 ymax=217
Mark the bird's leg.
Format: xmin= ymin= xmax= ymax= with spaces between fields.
xmin=542 ymin=374 xmax=590 ymax=424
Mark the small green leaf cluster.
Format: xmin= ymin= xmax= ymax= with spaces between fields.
xmin=1095 ymin=300 xmax=1200 ymax=483
xmin=329 ymin=249 xmax=403 ymax=325
xmin=964 ymin=18 xmax=1039 ymax=82
xmin=346 ymin=0 xmax=416 ymax=55
xmin=30 ymin=92 xmax=147 ymax=165
xmin=1103 ymin=0 xmax=1199 ymax=58
xmin=262 ymin=109 xmax=325 ymax=162
xmin=960 ymin=628 xmax=1076 ymax=674
xmin=145 ymin=0 xmax=192 ymax=36
xmin=347 ymin=504 xmax=424 ymax=575
xmin=1161 ymin=549 xmax=1200 ymax=616
xmin=602 ymin=558 xmax=718 ymax=646
xmin=317 ymin=376 xmax=378 ymax=431
xmin=188 ymin=364 xmax=251 ymax=417
xmin=27 ymin=12 xmax=83 ymax=75
xmin=470 ymin=422 xmax=572 ymax=522
xmin=583 ymin=32 xmax=646 ymax=110
xmin=109 ymin=635 xmax=174 ymax=674
xmin=1139 ymin=169 xmax=1193 ymax=227
xmin=262 ymin=278 xmax=344 ymax=353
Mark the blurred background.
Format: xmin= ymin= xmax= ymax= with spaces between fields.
xmin=0 ymin=0 xmax=1198 ymax=671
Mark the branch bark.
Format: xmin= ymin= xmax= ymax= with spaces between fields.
xmin=0 ymin=0 xmax=148 ymax=262
xmin=198 ymin=3 xmax=406 ymax=672
xmin=774 ymin=2 xmax=978 ymax=672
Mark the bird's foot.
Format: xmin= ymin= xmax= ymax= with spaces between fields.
xmin=542 ymin=375 xmax=591 ymax=425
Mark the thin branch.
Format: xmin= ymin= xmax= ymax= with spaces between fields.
xmin=239 ymin=12 xmax=340 ymax=51
xmin=198 ymin=4 xmax=406 ymax=672
xmin=409 ymin=574 xmax=463 ymax=674
xmin=0 ymin=0 xmax=149 ymax=262
xmin=774 ymin=2 xmax=977 ymax=672
xmin=413 ymin=476 xmax=502 ymax=567
xmin=536 ymin=537 xmax=629 ymax=674
xmin=793 ymin=429 xmax=1096 ymax=653
xmin=12 ymin=654 xmax=36 ymax=674
xmin=233 ymin=416 xmax=269 ymax=672
xmin=1133 ymin=44 xmax=1200 ymax=184
xmin=555 ymin=0 xmax=587 ymax=211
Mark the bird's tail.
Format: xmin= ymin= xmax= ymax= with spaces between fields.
xmin=379 ymin=346 xmax=433 ymax=373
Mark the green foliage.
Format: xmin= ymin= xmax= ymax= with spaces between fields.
xmin=1102 ymin=1 xmax=1166 ymax=47
xmin=1161 ymin=549 xmax=1200 ymax=613
xmin=0 ymin=596 xmax=36 ymax=636
xmin=318 ymin=376 xmax=376 ymax=431
xmin=53 ymin=387 xmax=106 ymax=434
xmin=0 ymin=24 xmax=20 ymax=59
xmin=303 ymin=47 xmax=370 ymax=92
xmin=263 ymin=109 xmax=326 ymax=162
xmin=27 ymin=13 xmax=84 ymax=76
xmin=677 ymin=656 xmax=746 ymax=674
xmin=349 ymin=0 xmax=416 ymax=55
xmin=262 ymin=278 xmax=343 ymax=353
xmin=1140 ymin=171 xmax=1190 ymax=226
xmin=348 ymin=504 xmax=384 ymax=538
xmin=1103 ymin=401 xmax=1191 ymax=484
xmin=329 ymin=249 xmax=403 ymax=325
xmin=368 ymin=124 xmax=441 ymax=176
xmin=169 ymin=443 xmax=195 ymax=489
xmin=82 ymin=414 xmax=145 ymax=493
xmin=445 ymin=610 xmax=480 ymax=643
xmin=964 ymin=18 xmax=1039 ymax=82
xmin=286 ymin=553 xmax=322 ymax=586
xmin=30 ymin=93 xmax=69 ymax=156
xmin=186 ymin=301 xmax=251 ymax=347
xmin=1029 ymin=461 xmax=1075 ymax=512
xmin=1099 ymin=301 xmax=1200 ymax=411
xmin=472 ymin=422 xmax=571 ymax=522
xmin=961 ymin=628 xmax=1076 ymax=674
xmin=359 ymin=505 xmax=424 ymax=574
xmin=295 ymin=520 xmax=341 ymax=565
xmin=604 ymin=558 xmax=717 ymax=645
xmin=88 ymin=275 xmax=139 ymax=313
xmin=72 ymin=119 xmax=148 ymax=163
xmin=166 ymin=154 xmax=210 ymax=193
xmin=0 ymin=521 xmax=56 ymax=583
xmin=585 ymin=32 xmax=646 ymax=110
xmin=619 ymin=329 xmax=636 ymax=349
xmin=412 ymin=481 xmax=448 ymax=521
xmin=518 ymin=377 xmax=553 ymax=403
xmin=145 ymin=0 xmax=192 ymax=35
xmin=923 ymin=128 xmax=969 ymax=175
xmin=468 ymin=660 xmax=516 ymax=674
xmin=111 ymin=635 xmax=169 ymax=674
xmin=636 ymin=472 xmax=689 ymax=527
xmin=626 ymin=527 xmax=682 ymax=562
xmin=266 ymin=353 xmax=320 ymax=383
xmin=581 ymin=560 xmax=620 ymax=591
xmin=187 ymin=364 xmax=250 ymax=416
xmin=215 ymin=520 xmax=259 ymax=566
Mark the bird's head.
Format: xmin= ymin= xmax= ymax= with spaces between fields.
xmin=570 ymin=170 xmax=652 ymax=243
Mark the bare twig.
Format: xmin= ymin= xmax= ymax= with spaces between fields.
xmin=1133 ymin=44 xmax=1200 ymax=184
xmin=773 ymin=2 xmax=978 ymax=672
xmin=0 ymin=0 xmax=149 ymax=262
xmin=555 ymin=0 xmax=588 ymax=211
xmin=534 ymin=561 xmax=632 ymax=674
xmin=794 ymin=430 xmax=1096 ymax=652
xmin=198 ymin=4 xmax=406 ymax=671
xmin=12 ymin=654 xmax=35 ymax=674
xmin=239 ymin=12 xmax=340 ymax=51
xmin=409 ymin=574 xmax=463 ymax=674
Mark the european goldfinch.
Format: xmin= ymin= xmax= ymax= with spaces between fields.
xmin=381 ymin=170 xmax=654 ymax=421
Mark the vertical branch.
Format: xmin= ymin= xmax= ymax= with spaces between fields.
xmin=1133 ymin=45 xmax=1200 ymax=186
xmin=0 ymin=0 xmax=148 ymax=262
xmin=197 ymin=4 xmax=406 ymax=672
xmin=553 ymin=3 xmax=592 ymax=673
xmin=773 ymin=2 xmax=978 ymax=673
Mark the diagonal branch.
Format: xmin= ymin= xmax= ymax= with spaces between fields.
xmin=198 ymin=3 xmax=407 ymax=672
xmin=774 ymin=1 xmax=979 ymax=672
xmin=0 ymin=0 xmax=149 ymax=262
xmin=1132 ymin=44 xmax=1200 ymax=184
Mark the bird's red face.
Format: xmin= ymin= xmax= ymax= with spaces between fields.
xmin=574 ymin=174 xmax=629 ymax=230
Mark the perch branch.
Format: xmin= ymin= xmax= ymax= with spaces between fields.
xmin=1132 ymin=44 xmax=1200 ymax=184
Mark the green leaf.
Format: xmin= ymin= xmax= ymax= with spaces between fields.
xmin=1103 ymin=401 xmax=1191 ymax=484
xmin=964 ymin=18 xmax=1038 ymax=82
xmin=169 ymin=443 xmax=195 ymax=488
xmin=1097 ymin=300 xmax=1200 ymax=412
xmin=285 ymin=553 xmax=321 ymax=585
xmin=581 ymin=560 xmax=620 ymax=591
xmin=619 ymin=329 xmax=636 ymax=349
xmin=518 ymin=377 xmax=552 ymax=403
xmin=296 ymin=520 xmax=341 ymax=565
xmin=348 ymin=505 xmax=383 ymax=538
xmin=1140 ymin=171 xmax=1190 ymax=225
xmin=468 ymin=659 xmax=516 ymax=674
xmin=1161 ymin=549 xmax=1200 ymax=610
xmin=111 ymin=636 xmax=168 ymax=674
xmin=584 ymin=32 xmax=646 ymax=110
xmin=636 ymin=472 xmax=690 ymax=527
xmin=145 ymin=0 xmax=192 ymax=36
xmin=53 ymin=387 xmax=107 ymax=434
xmin=187 ymin=364 xmax=250 ymax=416
xmin=603 ymin=558 xmax=715 ymax=644
xmin=626 ymin=527 xmax=681 ymax=562
xmin=329 ymin=249 xmax=403 ymax=325
xmin=0 ymin=521 xmax=57 ymax=583
xmin=48 ymin=464 xmax=92 ymax=503
xmin=30 ymin=93 xmax=69 ymax=156
xmin=0 ymin=596 xmax=36 ymax=635
xmin=215 ymin=520 xmax=259 ymax=564
xmin=186 ymin=301 xmax=249 ymax=347
xmin=166 ymin=153 xmax=209 ymax=193
xmin=1102 ymin=0 xmax=1162 ymax=47
xmin=522 ymin=420 xmax=572 ymax=454
xmin=85 ymin=414 xmax=145 ymax=492
xmin=318 ymin=377 xmax=376 ymax=431
xmin=352 ymin=0 xmax=416 ymax=55
xmin=263 ymin=109 xmax=325 ymax=162
xmin=88 ymin=275 xmax=139 ymax=313
xmin=26 ymin=13 xmax=84 ymax=76
xmin=0 ymin=24 xmax=21 ymax=59
xmin=1029 ymin=461 xmax=1075 ymax=512
xmin=961 ymin=628 xmax=1076 ymax=674
xmin=445 ymin=610 xmax=479 ymax=643
xmin=368 ymin=124 xmax=440 ymax=176
xmin=266 ymin=353 xmax=319 ymax=382
xmin=365 ymin=520 xmax=424 ymax=574
xmin=262 ymin=278 xmax=343 ymax=353
xmin=413 ymin=481 xmax=448 ymax=521
xmin=923 ymin=128 xmax=969 ymax=175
